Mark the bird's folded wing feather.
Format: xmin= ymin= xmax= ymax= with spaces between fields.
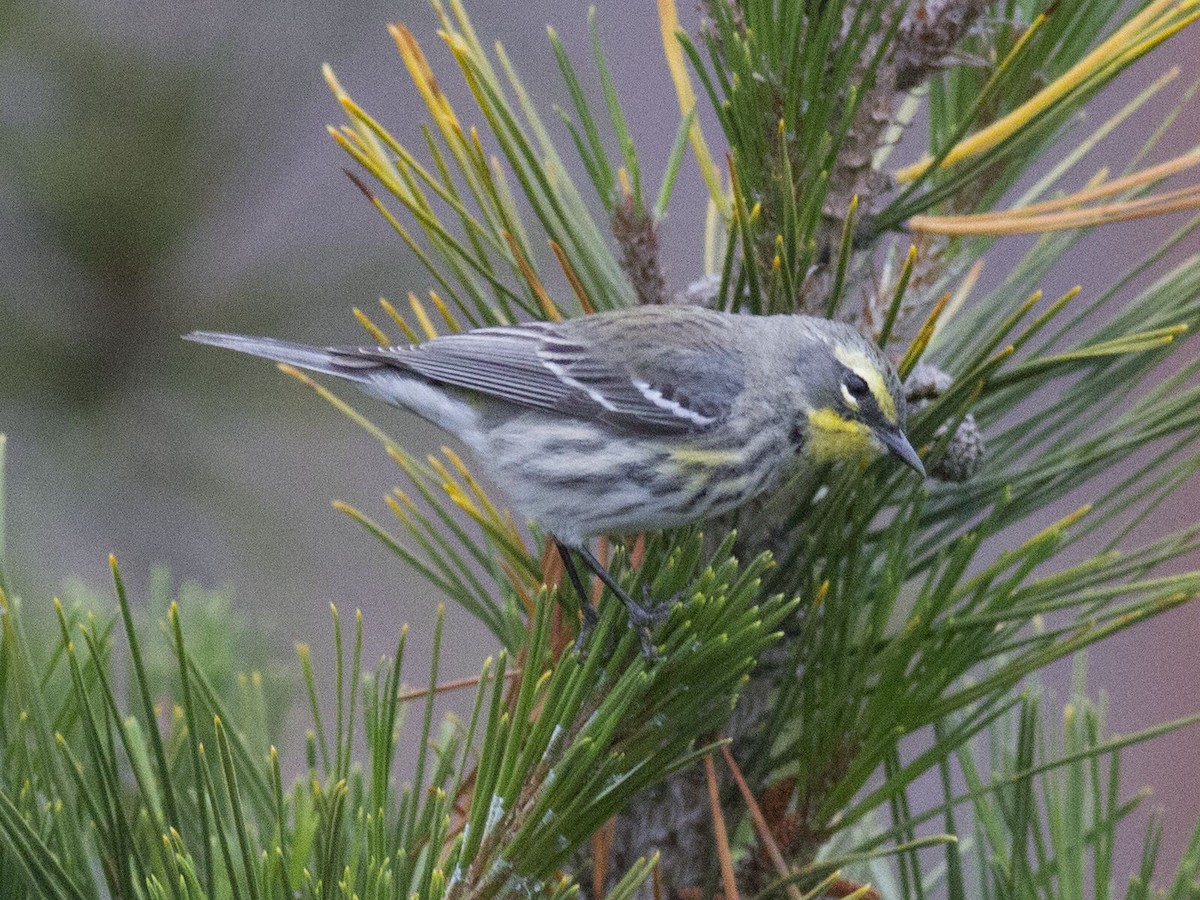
xmin=331 ymin=319 xmax=744 ymax=435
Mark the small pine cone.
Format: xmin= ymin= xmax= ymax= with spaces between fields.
xmin=905 ymin=363 xmax=984 ymax=483
xmin=930 ymin=413 xmax=984 ymax=483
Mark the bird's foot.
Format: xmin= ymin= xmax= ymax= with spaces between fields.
xmin=620 ymin=585 xmax=681 ymax=659
xmin=627 ymin=584 xmax=676 ymax=625
xmin=559 ymin=540 xmax=684 ymax=660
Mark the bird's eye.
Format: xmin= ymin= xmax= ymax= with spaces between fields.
xmin=844 ymin=372 xmax=870 ymax=398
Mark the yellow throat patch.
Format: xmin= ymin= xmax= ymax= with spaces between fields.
xmin=806 ymin=407 xmax=877 ymax=465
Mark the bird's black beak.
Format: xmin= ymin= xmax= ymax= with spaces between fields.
xmin=878 ymin=427 xmax=926 ymax=478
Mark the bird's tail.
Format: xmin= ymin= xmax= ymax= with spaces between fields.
xmin=183 ymin=331 xmax=374 ymax=382
xmin=185 ymin=330 xmax=482 ymax=438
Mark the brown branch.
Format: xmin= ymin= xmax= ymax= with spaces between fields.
xmin=611 ymin=167 xmax=667 ymax=306
xmin=594 ymin=818 xmax=616 ymax=898
xmin=613 ymin=197 xmax=668 ymax=306
xmin=705 ymin=753 xmax=742 ymax=900
xmin=720 ymin=744 xmax=803 ymax=900
xmin=396 ymin=669 xmax=522 ymax=704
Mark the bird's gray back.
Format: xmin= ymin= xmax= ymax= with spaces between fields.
xmin=342 ymin=306 xmax=749 ymax=437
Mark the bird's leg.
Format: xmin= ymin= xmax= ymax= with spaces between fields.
xmin=574 ymin=543 xmax=671 ymax=658
xmin=555 ymin=540 xmax=599 ymax=653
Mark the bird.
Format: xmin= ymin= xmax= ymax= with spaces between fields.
xmin=185 ymin=305 xmax=924 ymax=654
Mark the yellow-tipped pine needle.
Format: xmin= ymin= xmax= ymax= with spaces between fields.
xmin=900 ymin=292 xmax=952 ymax=378
xmin=441 ymin=480 xmax=483 ymax=523
xmin=1028 ymin=505 xmax=1093 ymax=547
xmin=426 ymin=455 xmax=484 ymax=521
xmin=380 ymin=298 xmax=421 ymax=344
xmin=657 ymin=0 xmax=726 ymax=213
xmin=322 ymin=62 xmax=348 ymax=102
xmin=442 ymin=447 xmax=508 ymax=529
xmin=327 ymin=124 xmax=362 ymax=160
xmin=353 ymin=308 xmax=391 ymax=345
xmin=428 ymin=291 xmax=462 ymax=333
xmin=390 ymin=487 xmax=418 ymax=513
xmin=408 ymin=292 xmax=440 ymax=340
xmin=384 ymin=494 xmax=415 ymax=528
xmin=548 ymin=239 xmax=596 ymax=315
xmin=617 ymin=167 xmax=633 ymax=202
xmin=814 ymin=580 xmax=830 ymax=608
xmin=502 ymin=231 xmax=563 ymax=321
xmin=897 ymin=0 xmax=1200 ymax=182
xmin=329 ymin=124 xmax=363 ymax=157
xmin=390 ymin=22 xmax=461 ymax=133
xmin=910 ymin=183 xmax=1200 ymax=235
xmin=277 ymin=365 xmax=397 ymax=451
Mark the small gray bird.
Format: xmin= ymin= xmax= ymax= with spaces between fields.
xmin=186 ymin=306 xmax=923 ymax=652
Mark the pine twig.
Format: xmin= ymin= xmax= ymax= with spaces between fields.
xmin=705 ymin=753 xmax=741 ymax=900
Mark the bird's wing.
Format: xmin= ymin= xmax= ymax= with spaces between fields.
xmin=332 ymin=317 xmax=744 ymax=435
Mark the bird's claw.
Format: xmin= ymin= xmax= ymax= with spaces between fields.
xmin=627 ymin=584 xmax=675 ymax=626
xmin=623 ymin=584 xmax=685 ymax=659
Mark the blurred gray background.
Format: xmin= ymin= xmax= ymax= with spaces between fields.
xmin=1 ymin=0 xmax=1197 ymax=878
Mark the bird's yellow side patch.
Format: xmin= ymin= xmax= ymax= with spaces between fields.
xmin=806 ymin=408 xmax=876 ymax=464
xmin=669 ymin=447 xmax=742 ymax=467
xmin=833 ymin=346 xmax=897 ymax=423
xmin=670 ymin=447 xmax=744 ymax=493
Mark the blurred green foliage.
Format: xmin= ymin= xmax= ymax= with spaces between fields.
xmin=0 ymin=21 xmax=226 ymax=404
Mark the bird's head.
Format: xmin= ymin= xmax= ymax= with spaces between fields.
xmin=796 ymin=322 xmax=925 ymax=477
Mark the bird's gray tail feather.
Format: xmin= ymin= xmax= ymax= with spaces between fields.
xmin=183 ymin=331 xmax=373 ymax=382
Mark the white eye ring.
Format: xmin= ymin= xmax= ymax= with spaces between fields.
xmin=841 ymin=384 xmax=860 ymax=410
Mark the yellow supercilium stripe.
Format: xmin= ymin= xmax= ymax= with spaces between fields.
xmin=833 ymin=346 xmax=897 ymax=422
